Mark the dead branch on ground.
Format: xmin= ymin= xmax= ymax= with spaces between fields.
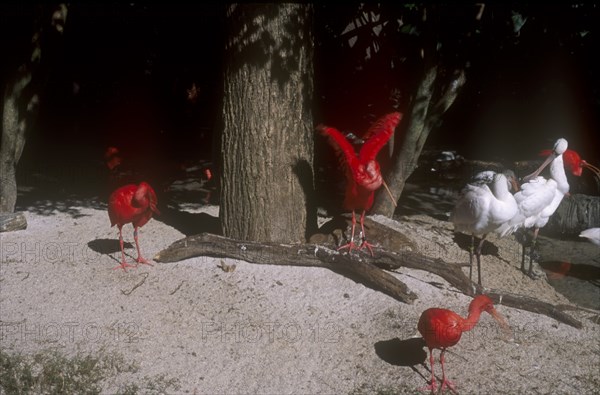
xmin=154 ymin=230 xmax=582 ymax=328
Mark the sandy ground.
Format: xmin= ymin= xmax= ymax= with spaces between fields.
xmin=1 ymin=201 xmax=599 ymax=394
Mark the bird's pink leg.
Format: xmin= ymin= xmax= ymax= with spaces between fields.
xmin=420 ymin=348 xmax=438 ymax=393
xmin=133 ymin=226 xmax=153 ymax=266
xmin=357 ymin=210 xmax=375 ymax=256
xmin=112 ymin=226 xmax=136 ymax=271
xmin=439 ymin=349 xmax=456 ymax=393
xmin=338 ymin=211 xmax=359 ymax=253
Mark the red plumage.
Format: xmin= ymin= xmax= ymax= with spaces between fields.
xmin=108 ymin=182 xmax=160 ymax=271
xmin=539 ymin=148 xmax=600 ymax=179
xmin=418 ymin=295 xmax=510 ymax=393
xmin=359 ymin=112 xmax=402 ymax=165
xmin=317 ymin=112 xmax=402 ymax=255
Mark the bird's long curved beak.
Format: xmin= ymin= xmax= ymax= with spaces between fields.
xmin=151 ymin=203 xmax=161 ymax=216
xmin=522 ymin=152 xmax=557 ymax=183
xmin=582 ymin=160 xmax=600 ymax=181
xmin=381 ymin=179 xmax=397 ymax=207
xmin=488 ymin=307 xmax=513 ymax=342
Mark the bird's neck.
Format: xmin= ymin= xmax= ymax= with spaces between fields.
xmin=490 ymin=179 xmax=510 ymax=200
xmin=355 ymin=161 xmax=382 ymax=191
xmin=461 ymin=308 xmax=484 ymax=332
xmin=550 ymin=155 xmax=569 ymax=195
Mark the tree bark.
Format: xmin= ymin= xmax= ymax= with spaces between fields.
xmin=372 ymin=67 xmax=466 ymax=217
xmin=155 ymin=232 xmax=418 ymax=304
xmin=545 ymin=194 xmax=600 ymax=236
xmin=0 ymin=212 xmax=27 ymax=232
xmin=0 ymin=71 xmax=34 ymax=212
xmin=0 ymin=4 xmax=68 ymax=213
xmin=220 ymin=4 xmax=316 ymax=243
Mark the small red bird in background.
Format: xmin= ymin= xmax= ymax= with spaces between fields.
xmin=104 ymin=146 xmax=123 ymax=171
xmin=317 ymin=112 xmax=402 ymax=255
xmin=103 ymin=145 xmax=139 ymax=194
xmin=418 ymin=294 xmax=510 ymax=394
xmin=108 ymin=182 xmax=160 ymax=271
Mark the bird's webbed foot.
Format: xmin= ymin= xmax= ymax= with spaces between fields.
xmin=358 ymin=239 xmax=375 ymax=256
xmin=440 ymin=378 xmax=457 ymax=393
xmin=520 ymin=250 xmax=541 ymax=279
xmin=419 ymin=380 xmax=437 ymax=394
xmin=337 ymin=241 xmax=359 ymax=254
xmin=112 ymin=261 xmax=137 ymax=272
xmin=135 ymin=256 xmax=154 ymax=267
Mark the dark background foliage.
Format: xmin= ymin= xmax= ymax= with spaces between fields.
xmin=2 ymin=3 xmax=598 ymax=196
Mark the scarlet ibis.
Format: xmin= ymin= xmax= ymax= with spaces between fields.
xmin=450 ymin=171 xmax=518 ymax=286
xmin=418 ymin=294 xmax=510 ymax=394
xmin=317 ymin=112 xmax=402 ymax=255
xmin=580 ymin=228 xmax=600 ymax=246
xmin=498 ymin=138 xmax=578 ymax=276
xmin=108 ymin=182 xmax=160 ymax=271
xmin=540 ymin=148 xmax=600 ymax=178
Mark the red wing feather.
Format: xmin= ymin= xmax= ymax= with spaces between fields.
xmin=539 ymin=149 xmax=552 ymax=158
xmin=317 ymin=124 xmax=360 ymax=176
xmin=359 ymin=112 xmax=402 ymax=164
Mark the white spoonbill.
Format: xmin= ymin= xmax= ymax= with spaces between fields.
xmin=450 ymin=171 xmax=518 ymax=286
xmin=579 ymin=228 xmax=600 ymax=246
xmin=498 ymin=138 xmax=569 ymax=277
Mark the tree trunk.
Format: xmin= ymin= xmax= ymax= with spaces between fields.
xmin=372 ymin=67 xmax=466 ymax=217
xmin=0 ymin=4 xmax=68 ymax=213
xmin=0 ymin=69 xmax=35 ymax=212
xmin=220 ymin=4 xmax=315 ymax=243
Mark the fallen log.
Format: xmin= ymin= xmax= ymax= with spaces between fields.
xmin=0 ymin=212 xmax=27 ymax=232
xmin=154 ymin=230 xmax=583 ymax=328
xmin=371 ymin=248 xmax=472 ymax=295
xmin=154 ymin=232 xmax=418 ymax=304
xmin=378 ymin=246 xmax=584 ymax=328
xmin=545 ymin=194 xmax=600 ymax=237
xmin=484 ymin=290 xmax=583 ymax=329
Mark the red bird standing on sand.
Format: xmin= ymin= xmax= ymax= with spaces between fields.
xmin=108 ymin=182 xmax=160 ymax=271
xmin=317 ymin=112 xmax=402 ymax=255
xmin=418 ymin=294 xmax=510 ymax=394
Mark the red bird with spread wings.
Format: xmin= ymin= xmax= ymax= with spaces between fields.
xmin=317 ymin=112 xmax=402 ymax=255
xmin=418 ymin=295 xmax=511 ymax=394
xmin=108 ymin=182 xmax=160 ymax=271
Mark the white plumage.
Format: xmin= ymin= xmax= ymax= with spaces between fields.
xmin=497 ymin=138 xmax=569 ymax=276
xmin=579 ymin=228 xmax=600 ymax=246
xmin=450 ymin=171 xmax=518 ymax=286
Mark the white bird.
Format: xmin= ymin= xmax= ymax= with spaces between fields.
xmin=450 ymin=171 xmax=518 ymax=286
xmin=497 ymin=138 xmax=569 ymax=277
xmin=579 ymin=228 xmax=600 ymax=246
